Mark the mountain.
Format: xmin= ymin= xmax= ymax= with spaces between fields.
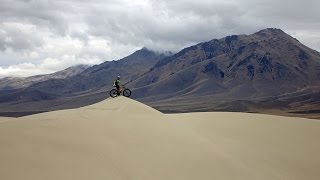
xmin=24 ymin=48 xmax=169 ymax=95
xmin=0 ymin=65 xmax=90 ymax=91
xmin=0 ymin=48 xmax=169 ymax=116
xmin=131 ymin=28 xmax=320 ymax=98
xmin=127 ymin=29 xmax=320 ymax=116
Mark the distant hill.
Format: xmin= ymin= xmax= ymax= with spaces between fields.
xmin=23 ymin=48 xmax=169 ymax=95
xmin=0 ymin=29 xmax=319 ymax=119
xmin=0 ymin=65 xmax=90 ymax=91
xmin=0 ymin=48 xmax=170 ymax=116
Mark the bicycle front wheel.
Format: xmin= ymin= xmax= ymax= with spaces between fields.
xmin=123 ymin=89 xmax=131 ymax=97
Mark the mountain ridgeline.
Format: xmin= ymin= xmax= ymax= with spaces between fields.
xmin=0 ymin=48 xmax=168 ymax=103
xmin=130 ymin=28 xmax=320 ymax=100
xmin=24 ymin=48 xmax=168 ymax=95
xmin=0 ymin=65 xmax=90 ymax=91
xmin=0 ymin=28 xmax=320 ymax=117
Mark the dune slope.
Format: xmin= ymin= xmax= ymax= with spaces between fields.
xmin=0 ymin=97 xmax=319 ymax=180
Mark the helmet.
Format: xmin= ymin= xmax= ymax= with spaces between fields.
xmin=117 ymin=76 xmax=120 ymax=79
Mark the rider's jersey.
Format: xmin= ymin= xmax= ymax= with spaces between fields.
xmin=114 ymin=80 xmax=121 ymax=86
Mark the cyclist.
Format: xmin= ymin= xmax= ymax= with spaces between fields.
xmin=113 ymin=76 xmax=121 ymax=95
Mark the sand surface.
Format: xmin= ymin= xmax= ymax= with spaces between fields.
xmin=0 ymin=97 xmax=320 ymax=180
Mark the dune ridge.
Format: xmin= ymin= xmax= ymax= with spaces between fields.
xmin=0 ymin=97 xmax=319 ymax=180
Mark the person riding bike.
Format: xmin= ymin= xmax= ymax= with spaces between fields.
xmin=110 ymin=76 xmax=131 ymax=98
xmin=113 ymin=76 xmax=121 ymax=95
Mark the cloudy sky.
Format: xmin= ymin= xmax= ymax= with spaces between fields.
xmin=0 ymin=0 xmax=319 ymax=77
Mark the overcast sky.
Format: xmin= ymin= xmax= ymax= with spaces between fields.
xmin=0 ymin=0 xmax=320 ymax=77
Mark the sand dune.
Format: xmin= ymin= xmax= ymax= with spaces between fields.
xmin=0 ymin=97 xmax=319 ymax=180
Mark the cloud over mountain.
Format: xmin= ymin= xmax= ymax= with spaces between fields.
xmin=1 ymin=0 xmax=320 ymax=77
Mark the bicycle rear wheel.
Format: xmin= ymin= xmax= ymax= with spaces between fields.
xmin=123 ymin=89 xmax=131 ymax=97
xmin=109 ymin=89 xmax=118 ymax=98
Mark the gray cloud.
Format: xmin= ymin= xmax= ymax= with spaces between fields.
xmin=0 ymin=22 xmax=44 ymax=52
xmin=0 ymin=0 xmax=320 ymax=77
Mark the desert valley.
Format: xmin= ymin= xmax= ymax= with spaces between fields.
xmin=1 ymin=97 xmax=319 ymax=180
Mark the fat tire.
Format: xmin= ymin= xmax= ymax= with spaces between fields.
xmin=123 ymin=89 xmax=132 ymax=97
xmin=109 ymin=89 xmax=118 ymax=98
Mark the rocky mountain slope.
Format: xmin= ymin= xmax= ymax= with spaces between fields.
xmin=131 ymin=28 xmax=320 ymax=100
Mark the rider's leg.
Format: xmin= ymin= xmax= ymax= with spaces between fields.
xmin=116 ymin=85 xmax=120 ymax=95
